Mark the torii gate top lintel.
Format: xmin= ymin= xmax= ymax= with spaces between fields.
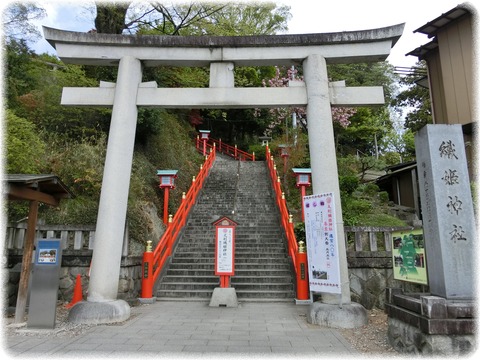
xmin=43 ymin=23 xmax=405 ymax=67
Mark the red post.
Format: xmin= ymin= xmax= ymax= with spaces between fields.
xmin=203 ymin=139 xmax=207 ymax=156
xmin=295 ymin=241 xmax=309 ymax=300
xmin=220 ymin=275 xmax=230 ymax=288
xmin=163 ymin=187 xmax=169 ymax=224
xmin=141 ymin=241 xmax=154 ymax=298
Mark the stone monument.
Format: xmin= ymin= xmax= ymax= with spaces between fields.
xmin=385 ymin=124 xmax=476 ymax=355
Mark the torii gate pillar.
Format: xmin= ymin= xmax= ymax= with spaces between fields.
xmin=303 ymin=55 xmax=367 ymax=327
xmin=303 ymin=54 xmax=350 ymax=304
xmin=68 ymin=56 xmax=142 ymax=324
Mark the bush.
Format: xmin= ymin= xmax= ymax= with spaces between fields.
xmin=248 ymin=144 xmax=266 ymax=160
xmin=339 ymin=175 xmax=359 ymax=195
xmin=5 ymin=110 xmax=46 ymax=173
xmin=358 ymin=182 xmax=380 ymax=197
xmin=378 ymin=191 xmax=389 ymax=203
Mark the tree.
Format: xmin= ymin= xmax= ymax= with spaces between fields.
xmin=94 ymin=1 xmax=131 ymax=34
xmin=5 ymin=110 xmax=46 ymax=174
xmin=187 ymin=2 xmax=291 ymax=36
xmin=3 ymin=2 xmax=46 ymax=42
xmin=391 ymin=61 xmax=432 ymax=133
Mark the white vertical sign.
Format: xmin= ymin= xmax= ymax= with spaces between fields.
xmin=303 ymin=193 xmax=341 ymax=294
xmin=215 ymin=227 xmax=234 ymax=275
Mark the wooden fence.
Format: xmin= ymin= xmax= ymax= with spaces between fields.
xmin=5 ymin=222 xmax=413 ymax=256
xmin=5 ymin=222 xmax=129 ymax=256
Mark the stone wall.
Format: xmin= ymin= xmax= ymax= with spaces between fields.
xmin=347 ymin=251 xmax=425 ymax=309
xmin=6 ymin=248 xmax=423 ymax=309
xmin=388 ymin=317 xmax=476 ymax=355
xmin=6 ymin=250 xmax=142 ymax=307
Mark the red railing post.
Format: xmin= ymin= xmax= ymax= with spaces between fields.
xmin=295 ymin=241 xmax=309 ymax=300
xmin=141 ymin=240 xmax=154 ymax=298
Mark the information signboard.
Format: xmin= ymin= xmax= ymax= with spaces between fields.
xmin=214 ymin=223 xmax=235 ymax=276
xmin=303 ymin=193 xmax=341 ymax=294
xmin=36 ymin=240 xmax=60 ymax=265
xmin=392 ymin=228 xmax=428 ymax=285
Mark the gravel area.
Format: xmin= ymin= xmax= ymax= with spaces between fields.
xmin=338 ymin=307 xmax=397 ymax=354
xmin=5 ymin=302 xmax=96 ymax=338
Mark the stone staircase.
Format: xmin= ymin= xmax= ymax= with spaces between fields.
xmin=155 ymin=155 xmax=295 ymax=301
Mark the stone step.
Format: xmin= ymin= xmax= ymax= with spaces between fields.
xmin=171 ymin=252 xmax=290 ymax=259
xmin=174 ymin=246 xmax=287 ymax=253
xmin=170 ymin=256 xmax=291 ymax=264
xmin=166 ymin=269 xmax=293 ymax=276
xmin=168 ymin=262 xmax=292 ymax=270
xmin=162 ymin=271 xmax=292 ymax=284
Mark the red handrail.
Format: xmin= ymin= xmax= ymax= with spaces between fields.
xmin=265 ymin=145 xmax=298 ymax=272
xmin=141 ymin=147 xmax=216 ymax=298
xmin=196 ymin=136 xmax=255 ymax=161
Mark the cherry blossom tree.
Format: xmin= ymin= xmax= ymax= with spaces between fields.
xmin=257 ymin=66 xmax=356 ymax=136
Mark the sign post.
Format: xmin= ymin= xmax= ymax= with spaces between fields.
xmin=27 ymin=239 xmax=64 ymax=328
xmin=210 ymin=216 xmax=238 ymax=307
xmin=213 ymin=217 xmax=237 ymax=287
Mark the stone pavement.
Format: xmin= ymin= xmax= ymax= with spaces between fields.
xmin=4 ymin=300 xmax=357 ymax=358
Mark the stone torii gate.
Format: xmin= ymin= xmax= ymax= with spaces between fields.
xmin=43 ymin=24 xmax=404 ymax=325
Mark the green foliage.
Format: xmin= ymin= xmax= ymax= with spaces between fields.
xmin=39 ymin=135 xmax=107 ymax=224
xmin=135 ymin=2 xmax=291 ymax=37
xmin=339 ymin=176 xmax=359 ymax=195
xmin=5 ymin=110 xmax=46 ymax=173
xmin=41 ymin=196 xmax=100 ymax=225
xmin=328 ymin=62 xmax=397 ymax=102
xmin=294 ymin=222 xmax=306 ymax=243
xmin=44 ymin=135 xmax=106 ymax=198
xmin=248 ymin=145 xmax=266 ymax=160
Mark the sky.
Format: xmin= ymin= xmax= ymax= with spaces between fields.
xmin=15 ymin=0 xmax=475 ymax=68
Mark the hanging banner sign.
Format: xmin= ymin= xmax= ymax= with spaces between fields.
xmin=303 ymin=193 xmax=341 ymax=294
xmin=215 ymin=226 xmax=235 ymax=276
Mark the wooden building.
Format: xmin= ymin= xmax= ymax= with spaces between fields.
xmin=407 ymin=3 xmax=477 ymax=179
xmin=379 ymin=4 xmax=477 ymax=215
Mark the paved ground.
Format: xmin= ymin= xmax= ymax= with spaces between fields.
xmin=4 ymin=300 xmax=357 ymax=358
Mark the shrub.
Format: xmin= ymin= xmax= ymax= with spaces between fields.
xmin=339 ymin=175 xmax=359 ymax=195
xmin=248 ymin=144 xmax=266 ymax=160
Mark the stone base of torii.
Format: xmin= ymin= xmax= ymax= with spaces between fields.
xmin=44 ymin=24 xmax=405 ymax=326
